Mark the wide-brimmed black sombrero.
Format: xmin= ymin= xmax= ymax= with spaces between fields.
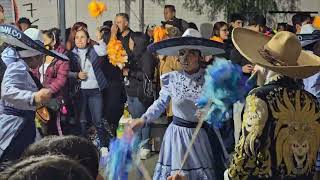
xmin=148 ymin=28 xmax=225 ymax=56
xmin=0 ymin=24 xmax=68 ymax=61
xmin=297 ymin=31 xmax=320 ymax=47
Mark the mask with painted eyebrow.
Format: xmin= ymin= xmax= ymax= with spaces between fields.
xmin=179 ymin=49 xmax=200 ymax=56
xmin=178 ymin=49 xmax=186 ymax=56
xmin=178 ymin=49 xmax=201 ymax=63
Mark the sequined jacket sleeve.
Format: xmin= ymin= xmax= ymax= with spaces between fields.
xmin=141 ymin=73 xmax=171 ymax=124
xmin=228 ymin=93 xmax=271 ymax=179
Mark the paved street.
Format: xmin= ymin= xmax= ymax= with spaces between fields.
xmin=129 ymin=153 xmax=159 ymax=180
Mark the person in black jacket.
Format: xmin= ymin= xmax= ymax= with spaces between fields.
xmin=100 ymin=22 xmax=127 ymax=137
xmin=125 ymin=32 xmax=157 ymax=159
xmin=230 ymin=15 xmax=267 ymax=77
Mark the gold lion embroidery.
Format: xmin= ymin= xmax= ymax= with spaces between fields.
xmin=242 ymin=95 xmax=269 ymax=156
xmin=269 ymin=89 xmax=320 ymax=176
xmin=229 ymin=95 xmax=271 ymax=179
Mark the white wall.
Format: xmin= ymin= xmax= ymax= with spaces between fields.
xmin=4 ymin=0 xmax=320 ymax=38
xmin=9 ymin=0 xmax=215 ymax=38
xmin=15 ymin=0 xmax=59 ymax=29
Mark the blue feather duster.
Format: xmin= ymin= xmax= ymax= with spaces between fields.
xmin=197 ymin=58 xmax=252 ymax=128
xmin=105 ymin=130 xmax=140 ymax=180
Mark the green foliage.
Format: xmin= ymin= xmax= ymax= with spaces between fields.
xmin=151 ymin=0 xmax=299 ymax=21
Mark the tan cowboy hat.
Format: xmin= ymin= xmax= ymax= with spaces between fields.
xmin=232 ymin=28 xmax=320 ymax=78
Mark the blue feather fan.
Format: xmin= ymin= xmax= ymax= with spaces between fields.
xmin=197 ymin=58 xmax=252 ymax=128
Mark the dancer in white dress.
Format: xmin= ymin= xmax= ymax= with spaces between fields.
xmin=130 ymin=29 xmax=228 ymax=180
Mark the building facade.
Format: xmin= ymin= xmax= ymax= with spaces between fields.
xmin=1 ymin=0 xmax=320 ymax=38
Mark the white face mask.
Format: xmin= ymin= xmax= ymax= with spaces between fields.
xmin=213 ymin=56 xmax=227 ymax=61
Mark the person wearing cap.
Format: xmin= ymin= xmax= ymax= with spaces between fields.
xmin=0 ymin=25 xmax=69 ymax=161
xmin=129 ymin=28 xmax=227 ymax=179
xmin=292 ymin=13 xmax=312 ymax=34
xmin=297 ymin=22 xmax=320 ymax=52
xmin=145 ymin=24 xmax=156 ymax=44
xmin=226 ymin=28 xmax=320 ymax=179
xmin=31 ymin=28 xmax=70 ymax=136
xmin=17 ymin=17 xmax=32 ymax=32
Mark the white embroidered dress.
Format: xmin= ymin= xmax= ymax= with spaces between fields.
xmin=141 ymin=69 xmax=218 ymax=180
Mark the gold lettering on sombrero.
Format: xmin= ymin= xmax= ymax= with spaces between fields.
xmin=269 ymin=89 xmax=320 ymax=176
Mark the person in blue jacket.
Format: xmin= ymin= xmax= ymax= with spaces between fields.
xmin=0 ymin=24 xmax=68 ymax=162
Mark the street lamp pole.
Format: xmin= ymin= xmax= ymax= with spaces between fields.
xmin=57 ymin=0 xmax=66 ymax=44
xmin=139 ymin=0 xmax=144 ymax=31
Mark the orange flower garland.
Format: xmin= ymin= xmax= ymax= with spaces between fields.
xmin=153 ymin=26 xmax=168 ymax=42
xmin=107 ymin=38 xmax=128 ymax=69
xmin=313 ymin=16 xmax=320 ymax=29
xmin=88 ymin=0 xmax=106 ymax=18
